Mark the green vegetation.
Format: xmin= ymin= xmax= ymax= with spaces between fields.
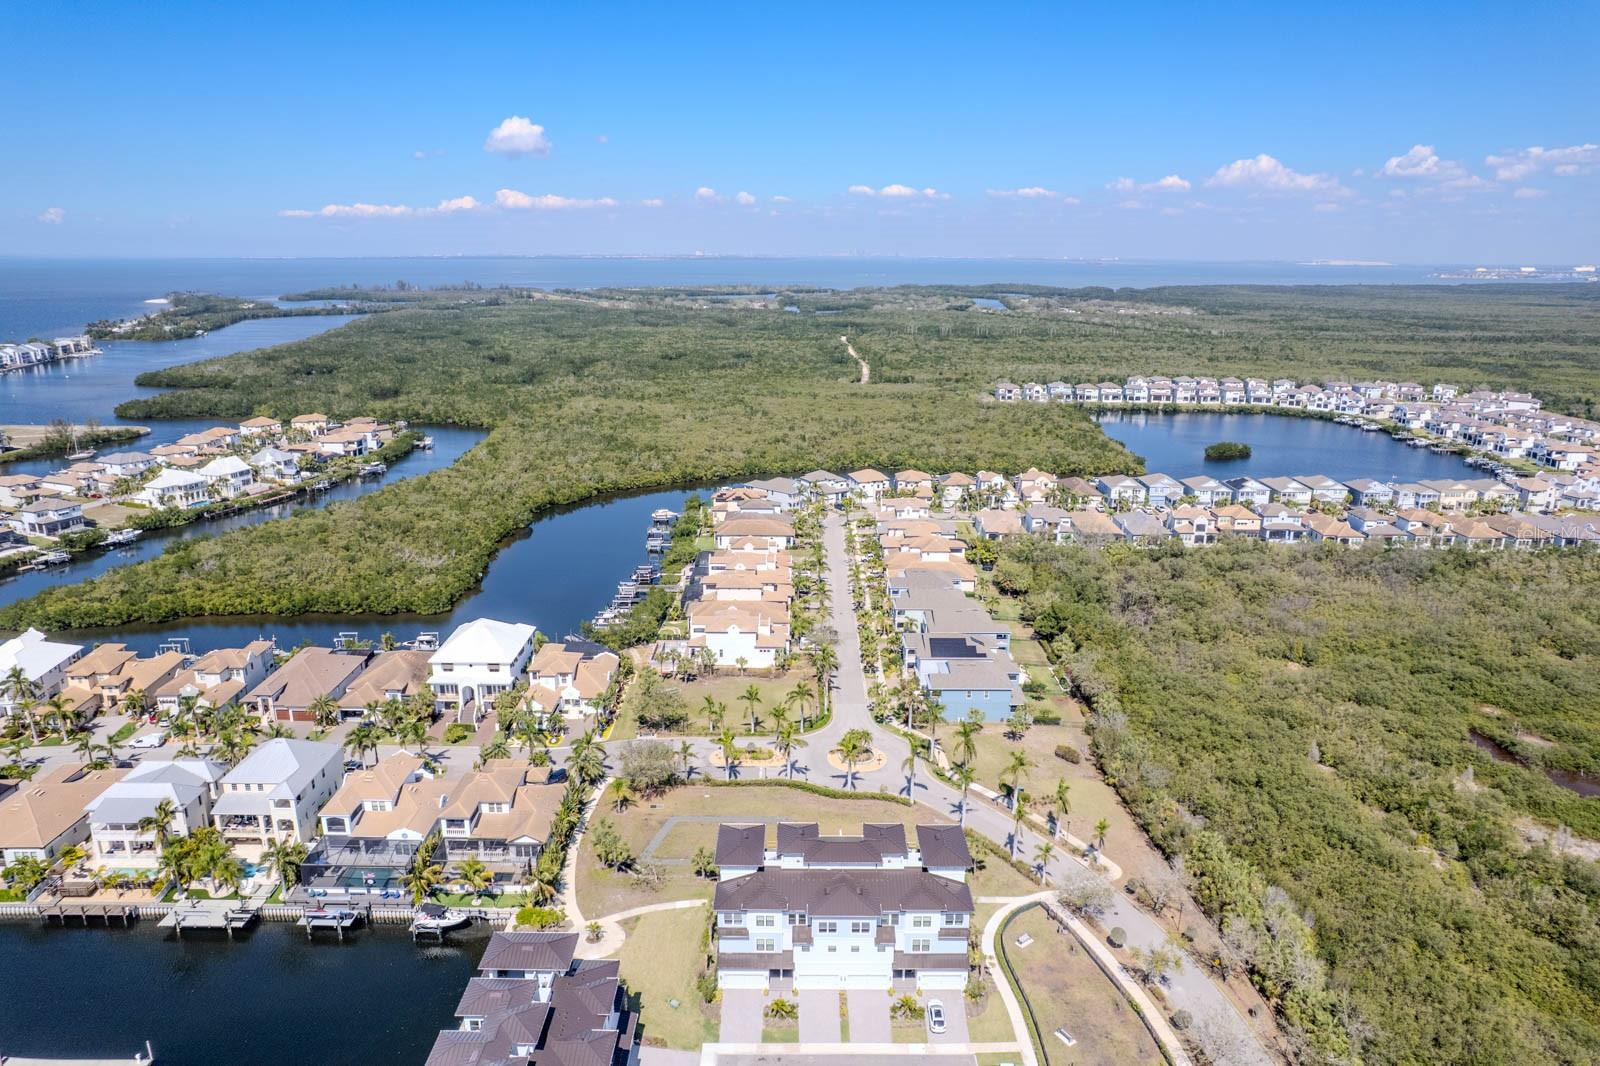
xmin=994 ymin=536 xmax=1600 ymax=1064
xmin=86 ymin=292 xmax=355 ymax=341
xmin=1203 ymin=440 xmax=1251 ymax=461
xmin=0 ymin=421 xmax=146 ymax=467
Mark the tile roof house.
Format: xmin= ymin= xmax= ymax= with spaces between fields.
xmin=245 ymin=647 xmax=371 ymax=722
xmin=687 ymin=600 xmax=791 ymax=669
xmin=712 ymin=822 xmax=974 ymax=992
xmin=338 ymin=650 xmax=434 ymax=716
xmin=0 ymin=764 xmax=126 ymax=864
xmin=152 ymin=640 xmax=276 ymax=714
xmin=526 ymin=641 xmax=620 ymax=720
xmin=424 ymin=932 xmax=636 ymax=1066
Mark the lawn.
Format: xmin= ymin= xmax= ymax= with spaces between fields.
xmin=614 ymin=669 xmax=822 ymax=740
xmin=958 ymin=720 xmax=1077 ymax=804
xmin=109 ymin=722 xmax=137 ymax=743
xmin=761 ymin=1020 xmax=799 ymax=1043
xmin=577 ymin=781 xmax=951 ymax=917
xmin=1001 ymin=906 xmax=1164 ymax=1066
xmin=616 ymin=908 xmax=719 ymax=1051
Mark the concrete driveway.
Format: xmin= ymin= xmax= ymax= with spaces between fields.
xmin=845 ymin=989 xmax=891 ymax=1043
xmin=925 ymin=994 xmax=969 ymax=1045
xmin=798 ymin=988 xmax=841 ymax=1043
xmin=720 ymin=988 xmax=765 ymax=1044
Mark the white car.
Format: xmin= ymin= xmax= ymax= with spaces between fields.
xmin=129 ymin=730 xmax=166 ymax=749
xmin=926 ymin=999 xmax=947 ymax=1036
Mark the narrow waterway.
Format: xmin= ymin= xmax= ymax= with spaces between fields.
xmin=0 ymin=921 xmax=484 ymax=1064
xmin=1096 ymin=411 xmax=1478 ymax=482
xmin=1470 ymin=731 xmax=1600 ymax=798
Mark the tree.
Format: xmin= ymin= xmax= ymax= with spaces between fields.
xmin=213 ymin=730 xmax=255 ymax=767
xmin=1094 ymin=818 xmax=1110 ymax=851
xmin=902 ymin=747 xmax=918 ymax=795
xmin=479 ymin=732 xmax=512 ymax=765
xmin=589 ymin=818 xmax=634 ymax=870
xmin=607 ymin=778 xmax=637 ymax=812
xmin=402 ymin=861 xmax=444 ymax=905
xmin=263 ymin=839 xmax=308 ymax=893
xmin=809 ymin=644 xmax=838 ymax=714
xmin=952 ymin=763 xmax=976 ymax=827
xmin=4 ymin=855 xmax=49 ymax=893
xmin=716 ymin=727 xmax=740 ymax=780
xmin=1057 ymin=868 xmax=1114 ymax=919
xmin=457 ymin=857 xmax=494 ymax=903
xmin=1 ymin=667 xmax=40 ymax=743
xmin=832 ymin=728 xmax=872 ymax=789
xmin=953 ymin=719 xmax=981 ymax=768
xmin=677 ymin=739 xmax=697 ymax=780
xmin=1000 ymin=750 xmax=1032 ymax=807
xmin=785 ymin=681 xmax=813 ymax=728
xmin=774 ymin=721 xmax=805 ymax=778
xmin=924 ymin=697 xmax=947 ymax=751
xmin=45 ymin=694 xmax=76 ymax=741
xmin=308 ymin=693 xmax=340 ymax=731
xmin=692 ymin=846 xmax=717 ymax=879
xmin=566 ymin=730 xmax=606 ymax=786
xmin=345 ymin=721 xmax=381 ymax=767
xmin=1052 ymin=779 xmax=1072 ymax=840
xmin=620 ymin=740 xmax=680 ymax=795
xmin=138 ymin=798 xmax=181 ymax=848
xmin=739 ymin=683 xmax=763 ymax=734
xmin=1032 ymin=841 xmax=1055 ymax=884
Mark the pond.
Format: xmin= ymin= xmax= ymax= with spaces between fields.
xmin=1470 ymin=731 xmax=1600 ymax=798
xmin=1095 ymin=411 xmax=1478 ymax=482
xmin=0 ymin=920 xmax=485 ymax=1064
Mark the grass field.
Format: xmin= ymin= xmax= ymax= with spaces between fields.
xmin=1002 ymin=906 xmax=1164 ymax=1066
xmin=614 ymin=669 xmax=822 ymax=740
xmin=616 ymin=908 xmax=719 ymax=1051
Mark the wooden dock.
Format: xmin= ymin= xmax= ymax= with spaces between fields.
xmin=40 ymin=900 xmax=142 ymax=925
xmin=157 ymin=899 xmax=258 ymax=936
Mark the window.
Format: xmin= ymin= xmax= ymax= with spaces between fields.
xmin=911 ymin=915 xmax=933 ymax=929
xmin=754 ymin=915 xmax=776 ymax=928
xmin=850 ymin=945 xmax=860 ymax=953
xmin=850 ymin=921 xmax=872 ymax=934
xmin=941 ymin=913 xmax=966 ymax=927
xmin=911 ymin=939 xmax=931 ymax=953
xmin=787 ymin=913 xmax=806 ymax=926
xmin=367 ymin=800 xmax=391 ymax=812
xmin=719 ymin=912 xmax=745 ymax=926
xmin=815 ymin=921 xmax=838 ymax=934
xmin=755 ymin=939 xmax=776 ymax=953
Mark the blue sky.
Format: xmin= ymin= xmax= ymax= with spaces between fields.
xmin=3 ymin=2 xmax=1596 ymax=261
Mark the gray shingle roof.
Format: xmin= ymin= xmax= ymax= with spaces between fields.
xmin=714 ymin=868 xmax=974 ymax=917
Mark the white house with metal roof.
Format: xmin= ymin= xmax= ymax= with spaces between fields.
xmin=428 ymin=618 xmax=538 ymax=722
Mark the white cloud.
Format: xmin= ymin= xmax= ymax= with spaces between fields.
xmin=988 ymin=186 xmax=1059 ymax=199
xmin=1486 ymin=143 xmax=1600 ymax=181
xmin=1109 ymin=175 xmax=1189 ymax=193
xmin=1206 ymin=153 xmax=1348 ymax=196
xmin=849 ymin=184 xmax=945 ymax=199
xmin=1513 ymin=187 xmax=1548 ymax=200
xmin=433 ymin=195 xmax=479 ymax=213
xmin=1380 ymin=144 xmax=1466 ymax=180
xmin=279 ymin=202 xmax=414 ymax=219
xmin=1117 ymin=199 xmax=1144 ymax=210
xmin=640 ymin=198 xmax=664 ymax=207
xmin=770 ymin=195 xmax=792 ymax=203
xmin=38 ymin=207 xmax=65 ymax=224
xmin=695 ymin=186 xmax=722 ymax=202
xmin=735 ymin=191 xmax=757 ymax=206
xmin=495 ymin=189 xmax=617 ymax=210
xmin=483 ymin=116 xmax=551 ymax=157
xmin=413 ymin=148 xmax=446 ymax=160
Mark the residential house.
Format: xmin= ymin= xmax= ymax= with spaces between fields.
xmin=1095 ymin=475 xmax=1147 ymax=507
xmin=1137 ymin=473 xmax=1184 ymax=509
xmin=1166 ymin=505 xmax=1215 ymax=545
xmin=972 ymin=508 xmax=1022 ymax=540
xmin=1022 ymin=504 xmax=1072 ymax=543
xmin=1065 ymin=508 xmax=1122 ymax=542
xmin=1511 ymin=477 xmax=1560 ymax=511
xmin=245 ymin=647 xmax=370 ymax=722
xmin=1260 ymin=477 xmax=1313 ymax=507
xmin=1343 ymin=479 xmax=1395 ymax=507
xmin=526 ymin=641 xmax=620 ymax=720
xmin=904 ymin=634 xmax=1022 ymax=722
xmin=0 ymin=764 xmax=126 ymax=865
xmin=742 ymin=477 xmax=803 ymax=509
xmin=195 ymin=456 xmax=255 ymax=498
xmin=423 ymin=932 xmax=637 ymax=1066
xmin=238 ymin=416 xmax=282 ymax=439
xmin=1298 ymin=475 xmax=1349 ymax=505
xmin=1212 ymin=504 xmax=1262 ymax=537
xmin=429 ymin=619 xmax=539 ymax=722
xmin=136 ymin=468 xmax=209 ymax=509
xmin=154 ymin=640 xmax=276 ymax=715
xmin=993 ymin=382 xmax=1021 ymax=402
xmin=713 ymin=822 xmax=974 ymax=991
xmin=1306 ymin=513 xmax=1364 ymax=546
xmin=892 ymin=470 xmax=934 ymax=495
xmin=847 ymin=469 xmax=892 ymax=503
xmin=713 ymin=515 xmax=796 ymax=551
xmin=62 ymin=645 xmax=185 ymax=716
xmin=85 ymin=759 xmax=226 ymax=870
xmin=1022 ymin=382 xmax=1047 ymax=403
xmin=95 ymin=451 xmax=159 ymax=479
xmin=1115 ymin=510 xmax=1169 ymax=546
xmin=936 ymin=472 xmax=975 ymax=507
xmin=1179 ymin=475 xmax=1228 ymax=507
xmin=289 ymin=413 xmax=331 ymax=437
xmin=687 ymin=601 xmax=790 ymax=670
xmin=211 ymin=738 xmax=343 ymax=859
xmin=0 ymin=628 xmax=84 ymax=719
xmin=249 ymin=446 xmax=302 ymax=481
xmin=338 ymin=650 xmax=435 ymax=719
xmin=10 ymin=500 xmax=85 ymax=537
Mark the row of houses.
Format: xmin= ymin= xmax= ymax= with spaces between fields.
xmin=0 ymin=413 xmax=399 ymax=540
xmin=0 ymin=617 xmax=619 ymax=735
xmin=994 ymin=377 xmax=1599 ymax=475
xmin=0 ymin=335 xmax=97 ymax=370
xmin=682 ymin=487 xmax=800 ymax=670
xmin=0 ymin=743 xmax=568 ymax=899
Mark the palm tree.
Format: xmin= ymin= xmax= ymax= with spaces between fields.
xmin=528 ymin=849 xmax=562 ymax=905
xmin=45 ymin=694 xmax=76 ymax=741
xmin=345 ymin=722 xmax=381 ymax=768
xmin=566 ymin=730 xmax=606 ymax=786
xmin=1033 ymin=841 xmax=1056 ymax=885
xmin=457 ymin=857 xmax=493 ymax=904
xmin=607 ymin=779 xmax=637 ymax=812
xmin=122 ymin=687 xmax=148 ymax=721
xmin=677 ymin=740 xmax=697 ymax=780
xmin=902 ymin=747 xmax=918 ymax=795
xmin=739 ymin=684 xmax=763 ymax=735
xmin=263 ymin=722 xmax=293 ymax=739
xmin=716 ymin=727 xmax=740 ymax=780
xmin=402 ymin=861 xmax=444 ymax=905
xmin=832 ymin=729 xmax=871 ymax=790
xmin=703 ymin=696 xmax=725 ymax=735
xmin=952 ymin=764 xmax=976 ymax=826
xmin=923 ymin=698 xmax=947 ymax=752
xmin=308 ymin=693 xmax=340 ymax=731
xmin=478 ymin=732 xmax=512 ymax=766
xmin=213 ymin=730 xmax=255 ymax=768
xmin=785 ymin=682 xmax=812 ymax=728
xmin=769 ymin=702 xmax=789 ymax=741
xmin=139 ymin=798 xmax=181 ymax=849
xmin=809 ymin=644 xmax=838 ymax=715
xmin=1000 ymin=750 xmax=1033 ymax=809
xmin=1 ymin=667 xmax=39 ymax=742
xmin=397 ymin=715 xmax=429 ymax=757
xmin=774 ymin=722 xmax=805 ymax=778
xmin=953 ymin=719 xmax=981 ymax=768
xmin=1094 ymin=818 xmax=1110 ymax=852
xmin=72 ymin=730 xmax=97 ymax=763
xmin=1010 ymin=791 xmax=1029 ymax=859
xmin=262 ymin=839 xmax=308 ymax=893
xmin=1052 ymin=780 xmax=1072 ymax=840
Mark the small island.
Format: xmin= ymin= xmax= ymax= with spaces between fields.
xmin=1204 ymin=440 xmax=1252 ymax=461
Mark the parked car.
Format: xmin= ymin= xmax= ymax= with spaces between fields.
xmin=926 ymin=999 xmax=947 ymax=1035
xmin=130 ymin=731 xmax=166 ymax=749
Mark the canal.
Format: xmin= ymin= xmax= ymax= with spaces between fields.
xmin=0 ymin=920 xmax=485 ymax=1064
xmin=1096 ymin=411 xmax=1478 ymax=482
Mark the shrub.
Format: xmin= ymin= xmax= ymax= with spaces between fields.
xmin=890 ymin=994 xmax=925 ymax=1021
xmin=1107 ymin=926 xmax=1126 ymax=948
xmin=443 ymin=723 xmax=473 ymax=744
xmin=695 ymin=970 xmax=719 ymax=1003
xmin=1204 ymin=441 xmax=1252 ymax=461
xmin=1032 ymin=710 xmax=1062 ymax=725
xmin=765 ymin=998 xmax=799 ymax=1020
xmin=705 ymin=778 xmax=912 ymax=805
xmin=516 ymin=906 xmax=565 ymax=929
xmin=1170 ymin=1009 xmax=1193 ymax=1031
xmin=1054 ymin=744 xmax=1082 ymax=764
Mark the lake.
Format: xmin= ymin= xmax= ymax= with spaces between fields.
xmin=1095 ymin=411 xmax=1477 ymax=482
xmin=0 ymin=920 xmax=484 ymax=1064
